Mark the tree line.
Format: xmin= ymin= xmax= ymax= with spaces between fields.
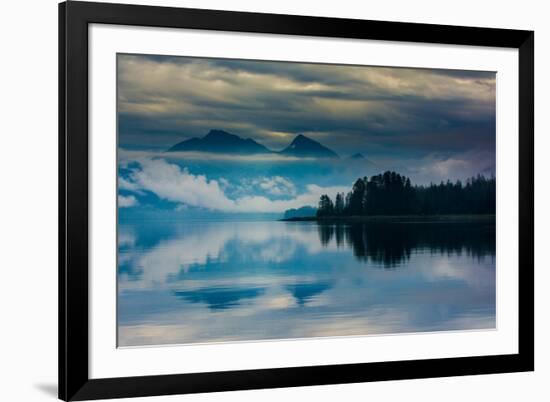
xmin=317 ymin=171 xmax=495 ymax=217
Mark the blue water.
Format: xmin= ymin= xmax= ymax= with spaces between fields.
xmin=117 ymin=220 xmax=495 ymax=347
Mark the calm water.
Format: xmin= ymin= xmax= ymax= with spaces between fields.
xmin=117 ymin=220 xmax=496 ymax=347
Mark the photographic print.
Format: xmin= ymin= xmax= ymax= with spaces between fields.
xmin=117 ymin=54 xmax=496 ymax=347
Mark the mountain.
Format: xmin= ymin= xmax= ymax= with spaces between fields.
xmin=283 ymin=206 xmax=317 ymax=219
xmin=280 ymin=134 xmax=339 ymax=158
xmin=350 ymin=153 xmax=365 ymax=159
xmin=167 ymin=130 xmax=340 ymax=158
xmin=167 ymin=129 xmax=271 ymax=154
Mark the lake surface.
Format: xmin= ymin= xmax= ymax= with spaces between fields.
xmin=117 ymin=220 xmax=496 ymax=347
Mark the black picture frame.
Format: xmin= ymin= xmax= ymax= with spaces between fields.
xmin=59 ymin=1 xmax=534 ymax=400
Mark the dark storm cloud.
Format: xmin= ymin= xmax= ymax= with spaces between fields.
xmin=117 ymin=53 xmax=495 ymax=169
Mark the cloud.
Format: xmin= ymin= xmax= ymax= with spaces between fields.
xmin=117 ymin=54 xmax=496 ymax=158
xmin=130 ymin=158 xmax=234 ymax=211
xmin=236 ymin=176 xmax=297 ymax=197
xmin=118 ymin=195 xmax=138 ymax=207
xmin=428 ymin=158 xmax=470 ymax=177
xmin=257 ymin=176 xmax=296 ymax=196
xmin=119 ymin=176 xmax=142 ymax=192
xmin=118 ymin=228 xmax=136 ymax=247
xmin=118 ymin=149 xmax=320 ymax=164
xmin=151 ymin=150 xmax=316 ymax=162
xmin=409 ymin=150 xmax=495 ymax=183
xmin=124 ymin=158 xmax=347 ymax=213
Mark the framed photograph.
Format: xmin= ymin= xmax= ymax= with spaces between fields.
xmin=59 ymin=1 xmax=534 ymax=400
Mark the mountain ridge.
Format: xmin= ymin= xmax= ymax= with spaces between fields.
xmin=166 ymin=129 xmax=340 ymax=158
xmin=280 ymin=134 xmax=339 ymax=158
xmin=350 ymin=153 xmax=365 ymax=159
xmin=167 ymin=129 xmax=271 ymax=154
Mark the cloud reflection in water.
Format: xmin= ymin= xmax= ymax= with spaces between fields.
xmin=118 ymin=220 xmax=495 ymax=346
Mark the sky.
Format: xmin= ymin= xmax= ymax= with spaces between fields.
xmin=117 ymin=53 xmax=496 ymax=215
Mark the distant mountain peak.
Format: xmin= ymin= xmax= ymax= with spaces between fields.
xmin=167 ymin=129 xmax=271 ymax=154
xmin=291 ymin=134 xmax=315 ymax=145
xmin=204 ymin=129 xmax=237 ymax=140
xmin=280 ymin=134 xmax=339 ymax=158
xmin=350 ymin=153 xmax=365 ymax=159
xmin=167 ymin=130 xmax=340 ymax=158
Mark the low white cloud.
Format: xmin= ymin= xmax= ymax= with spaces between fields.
xmin=230 ymin=183 xmax=346 ymax=213
xmin=257 ymin=176 xmax=296 ymax=196
xmin=124 ymin=158 xmax=348 ymax=213
xmin=118 ymin=195 xmax=138 ymax=207
xmin=409 ymin=150 xmax=495 ymax=184
xmin=118 ymin=228 xmax=136 ymax=247
xmin=233 ymin=176 xmax=297 ymax=197
xmin=120 ymin=149 xmax=316 ymax=163
xmin=130 ymin=158 xmax=235 ymax=211
xmin=427 ymin=158 xmax=470 ymax=177
xmin=119 ymin=176 xmax=142 ymax=192
xmin=218 ymin=177 xmax=230 ymax=189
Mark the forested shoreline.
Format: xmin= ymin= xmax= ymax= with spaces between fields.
xmin=316 ymin=171 xmax=495 ymax=217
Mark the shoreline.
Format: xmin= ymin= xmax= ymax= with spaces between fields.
xmin=280 ymin=214 xmax=496 ymax=223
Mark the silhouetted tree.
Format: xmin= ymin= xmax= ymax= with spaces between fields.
xmin=334 ymin=192 xmax=345 ymax=215
xmin=316 ymin=194 xmax=334 ymax=217
xmin=348 ymin=178 xmax=366 ymax=215
xmin=316 ymin=171 xmax=495 ymax=217
xmin=344 ymin=191 xmax=352 ymax=215
xmin=416 ymin=175 xmax=495 ymax=215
